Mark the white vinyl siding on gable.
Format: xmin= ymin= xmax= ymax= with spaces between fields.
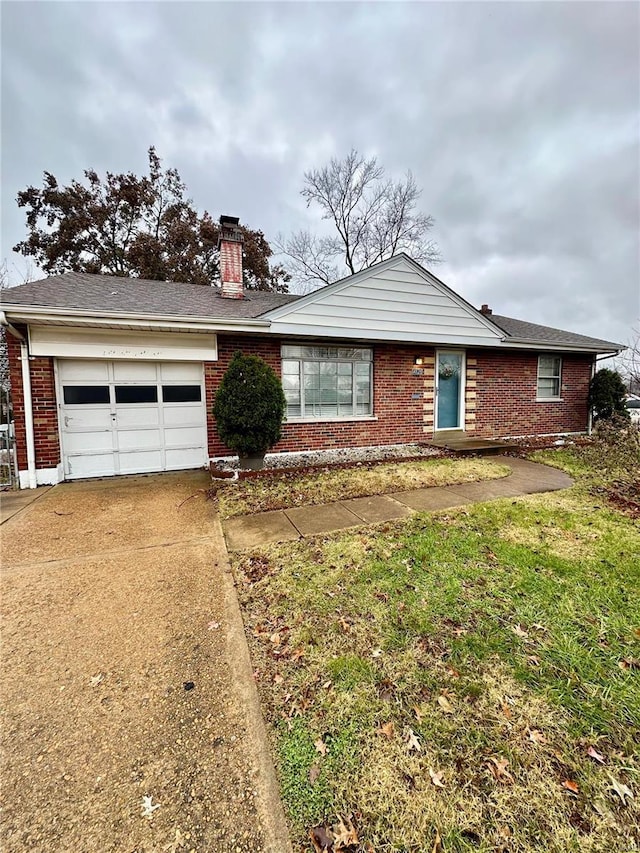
xmin=537 ymin=355 xmax=562 ymax=399
xmin=281 ymin=345 xmax=373 ymax=420
xmin=267 ymin=256 xmax=504 ymax=347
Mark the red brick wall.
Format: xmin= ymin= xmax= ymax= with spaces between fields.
xmin=7 ymin=332 xmax=61 ymax=470
xmin=6 ymin=330 xmax=594 ymax=475
xmin=206 ymin=336 xmax=428 ymax=456
xmin=471 ymin=349 xmax=593 ymax=437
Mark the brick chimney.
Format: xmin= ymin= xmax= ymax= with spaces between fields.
xmin=218 ymin=215 xmax=244 ymax=299
xmin=480 ymin=304 xmax=492 ymax=315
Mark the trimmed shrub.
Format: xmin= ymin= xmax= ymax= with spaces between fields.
xmin=588 ymin=368 xmax=629 ymax=423
xmin=213 ymin=351 xmax=286 ymax=457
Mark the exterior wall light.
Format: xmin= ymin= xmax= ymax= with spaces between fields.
xmin=414 ymin=356 xmax=424 ymax=366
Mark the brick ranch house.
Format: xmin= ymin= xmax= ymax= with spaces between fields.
xmin=0 ymin=216 xmax=623 ymax=488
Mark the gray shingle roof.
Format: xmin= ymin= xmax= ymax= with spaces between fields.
xmin=0 ymin=272 xmax=299 ymax=319
xmin=0 ymin=271 xmax=623 ymax=352
xmin=489 ymin=314 xmax=622 ymax=352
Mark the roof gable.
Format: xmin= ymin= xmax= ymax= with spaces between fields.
xmin=264 ymin=255 xmax=505 ymax=346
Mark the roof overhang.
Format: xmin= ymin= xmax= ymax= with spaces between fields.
xmin=0 ymin=304 xmax=270 ymax=334
xmin=497 ymin=338 xmax=624 ymax=356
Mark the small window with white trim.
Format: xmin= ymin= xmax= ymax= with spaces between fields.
xmin=537 ymin=355 xmax=562 ymax=399
xmin=281 ymin=345 xmax=373 ymax=419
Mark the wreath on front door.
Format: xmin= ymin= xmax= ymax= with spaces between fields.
xmin=438 ymin=363 xmax=460 ymax=380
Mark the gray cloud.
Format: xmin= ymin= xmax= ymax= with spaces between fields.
xmin=2 ymin=0 xmax=638 ymax=346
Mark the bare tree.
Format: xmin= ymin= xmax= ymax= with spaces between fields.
xmin=619 ymin=325 xmax=640 ymax=395
xmin=277 ymin=149 xmax=440 ymax=290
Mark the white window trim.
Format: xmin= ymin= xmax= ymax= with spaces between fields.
xmin=537 ymin=354 xmax=563 ymax=401
xmin=281 ymin=344 xmax=374 ymax=421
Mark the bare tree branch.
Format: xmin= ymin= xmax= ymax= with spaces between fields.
xmin=280 ymin=149 xmax=440 ymax=291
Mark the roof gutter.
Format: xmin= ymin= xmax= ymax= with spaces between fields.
xmin=0 ymin=310 xmax=27 ymax=340
xmin=0 ymin=304 xmax=271 ymax=332
xmin=499 ymin=338 xmax=624 ymax=356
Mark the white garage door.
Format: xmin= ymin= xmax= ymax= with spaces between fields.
xmin=58 ymin=360 xmax=208 ymax=479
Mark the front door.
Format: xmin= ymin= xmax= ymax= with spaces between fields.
xmin=435 ymin=350 xmax=465 ymax=430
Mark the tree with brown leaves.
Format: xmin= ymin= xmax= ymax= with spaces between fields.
xmin=14 ymin=148 xmax=290 ymax=292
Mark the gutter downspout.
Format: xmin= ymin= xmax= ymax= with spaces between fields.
xmin=20 ymin=341 xmax=37 ymax=489
xmin=587 ymin=356 xmax=596 ymax=436
xmin=0 ymin=313 xmax=37 ymax=489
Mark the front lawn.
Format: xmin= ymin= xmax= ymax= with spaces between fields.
xmin=217 ymin=457 xmax=510 ymax=518
xmin=232 ymin=447 xmax=640 ymax=852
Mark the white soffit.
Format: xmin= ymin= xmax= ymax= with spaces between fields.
xmin=29 ymin=326 xmax=218 ymax=361
xmin=265 ymin=255 xmax=504 ymax=346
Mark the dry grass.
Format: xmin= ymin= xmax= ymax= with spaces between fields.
xmin=232 ymin=450 xmax=640 ymax=852
xmin=217 ymin=457 xmax=511 ymax=518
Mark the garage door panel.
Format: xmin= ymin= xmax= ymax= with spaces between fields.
xmin=117 ymin=429 xmax=162 ymax=451
xmin=63 ymin=409 xmax=113 ymax=429
xmin=115 ymin=408 xmax=161 ymax=428
xmin=163 ymin=426 xmax=207 ymax=448
xmin=118 ymin=450 xmax=163 ymax=474
xmin=161 ymin=363 xmax=202 ymax=381
xmin=165 ymin=448 xmax=207 ymax=469
xmin=64 ymin=431 xmax=115 ymax=453
xmin=162 ymin=406 xmax=205 ymax=427
xmin=67 ymin=453 xmax=117 ymax=478
xmin=112 ymin=362 xmax=158 ymax=381
xmin=58 ymin=361 xmax=110 ymax=381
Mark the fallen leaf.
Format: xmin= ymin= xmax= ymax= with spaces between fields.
xmin=405 ymin=728 xmax=421 ymax=752
xmin=377 ymin=721 xmax=395 ymax=740
xmin=437 ymin=695 xmax=454 ymax=714
xmin=412 ymin=705 xmax=424 ymax=724
xmin=429 ymin=768 xmax=446 ymax=788
xmin=291 ymin=647 xmax=306 ymax=661
xmin=527 ymin=728 xmax=546 ymax=745
xmin=309 ymin=764 xmax=320 ymax=785
xmin=207 ymin=620 xmax=220 ymax=630
xmin=562 ymin=779 xmax=580 ymax=796
xmin=314 ymin=737 xmax=328 ymax=756
xmin=332 ymin=814 xmax=359 ymax=849
xmin=309 ymin=825 xmax=334 ymax=852
xmin=634 ymin=628 xmax=640 ymax=639
xmin=273 ymin=673 xmax=284 ymax=685
xmin=322 ymin=681 xmax=332 ymax=689
xmin=526 ymin=655 xmax=541 ymax=667
xmin=608 ymin=774 xmax=634 ymax=804
xmin=487 ymin=757 xmax=514 ymax=784
xmin=586 ymin=745 xmax=605 ymax=764
xmin=511 ymin=624 xmax=529 ymax=639
xmin=618 ymin=657 xmax=640 ymax=670
xmin=445 ymin=665 xmax=460 ymax=678
xmin=164 ymin=828 xmax=185 ymax=852
xmin=431 ymin=828 xmax=444 ymax=853
xmin=371 ymin=648 xmax=383 ymax=658
xmin=141 ymin=794 xmax=160 ymax=818
xmin=269 ymin=632 xmax=281 ymax=646
xmin=89 ymin=674 xmax=103 ymax=687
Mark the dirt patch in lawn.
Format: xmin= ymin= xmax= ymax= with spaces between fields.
xmin=217 ymin=457 xmax=511 ymax=519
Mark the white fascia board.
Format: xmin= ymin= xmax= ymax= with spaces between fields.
xmin=500 ymin=340 xmax=623 ymax=355
xmin=264 ymin=321 xmax=504 ymax=348
xmin=1 ymin=305 xmax=270 ymax=333
xmin=262 ymin=254 xmax=505 ymax=339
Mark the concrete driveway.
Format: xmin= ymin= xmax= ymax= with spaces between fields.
xmin=0 ymin=473 xmax=289 ymax=853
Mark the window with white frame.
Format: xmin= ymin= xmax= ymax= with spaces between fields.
xmin=281 ymin=345 xmax=373 ymax=419
xmin=537 ymin=355 xmax=562 ymax=398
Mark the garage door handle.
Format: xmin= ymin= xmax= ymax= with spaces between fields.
xmin=64 ymin=416 xmax=72 ymax=427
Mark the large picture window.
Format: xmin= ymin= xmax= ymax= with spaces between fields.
xmin=281 ymin=345 xmax=373 ymax=419
xmin=537 ymin=355 xmax=562 ymax=399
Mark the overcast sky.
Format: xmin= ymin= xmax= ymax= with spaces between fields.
xmin=2 ymin=1 xmax=639 ymax=346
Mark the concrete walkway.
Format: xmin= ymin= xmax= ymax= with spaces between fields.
xmin=223 ymin=456 xmax=573 ymax=551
